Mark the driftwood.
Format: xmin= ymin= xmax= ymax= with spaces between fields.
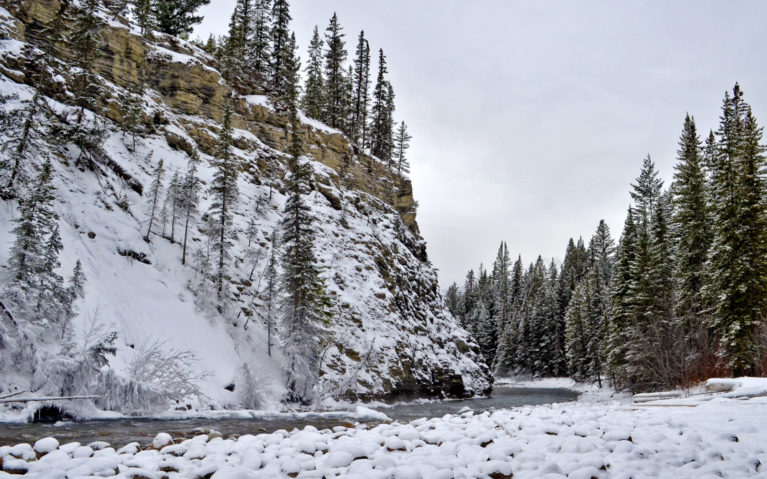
xmin=0 ymin=395 xmax=100 ymax=404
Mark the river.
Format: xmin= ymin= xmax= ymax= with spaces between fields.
xmin=0 ymin=387 xmax=577 ymax=447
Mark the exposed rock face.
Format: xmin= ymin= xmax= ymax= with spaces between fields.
xmin=0 ymin=0 xmax=491 ymax=404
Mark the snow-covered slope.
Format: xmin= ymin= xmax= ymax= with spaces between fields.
xmin=0 ymin=1 xmax=490 ymax=412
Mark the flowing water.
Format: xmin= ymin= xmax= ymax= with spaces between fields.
xmin=0 ymin=387 xmax=577 ymax=448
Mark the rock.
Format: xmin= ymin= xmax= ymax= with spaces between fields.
xmin=33 ymin=437 xmax=59 ymax=455
xmin=152 ymin=433 xmax=174 ymax=450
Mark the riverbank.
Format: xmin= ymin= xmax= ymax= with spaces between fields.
xmin=2 ymin=379 xmax=765 ymax=478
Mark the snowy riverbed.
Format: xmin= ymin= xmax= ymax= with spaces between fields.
xmin=2 ymin=379 xmax=766 ymax=478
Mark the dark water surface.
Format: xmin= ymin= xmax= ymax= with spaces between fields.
xmin=0 ymin=387 xmax=577 ymax=448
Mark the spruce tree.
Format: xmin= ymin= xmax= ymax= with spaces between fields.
xmin=351 ymin=30 xmax=371 ymax=146
xmin=132 ymin=0 xmax=155 ymax=36
xmin=672 ymin=114 xmax=709 ymax=334
xmin=280 ymin=116 xmax=332 ymax=404
xmin=262 ymin=231 xmax=278 ymax=357
xmin=301 ymin=26 xmax=325 ymax=119
xmin=7 ymin=159 xmax=58 ymax=295
xmin=153 ymin=0 xmax=211 ymax=37
xmin=272 ymin=32 xmax=300 ymax=113
xmin=607 ymin=208 xmax=638 ymax=389
xmin=269 ymin=0 xmax=291 ymax=91
xmin=706 ymin=85 xmax=767 ymax=374
xmin=208 ymin=102 xmax=240 ymax=308
xmin=248 ymin=0 xmax=272 ymax=83
xmin=393 ymin=121 xmax=412 ymax=176
xmin=445 ymin=282 xmax=460 ymax=318
xmin=369 ymin=49 xmax=391 ymax=160
xmin=322 ymin=13 xmax=347 ymax=130
xmin=180 ymin=153 xmax=202 ymax=265
xmin=144 ymin=158 xmax=165 ymax=241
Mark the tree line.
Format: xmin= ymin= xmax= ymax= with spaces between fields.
xmin=447 ymin=84 xmax=767 ymax=392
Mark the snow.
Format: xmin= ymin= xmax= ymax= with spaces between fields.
xmin=0 ymin=4 xmax=489 ymax=418
xmin=3 ymin=383 xmax=767 ymax=478
xmin=297 ymin=110 xmax=343 ymax=135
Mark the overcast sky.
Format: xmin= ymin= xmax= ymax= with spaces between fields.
xmin=195 ymin=1 xmax=767 ymax=287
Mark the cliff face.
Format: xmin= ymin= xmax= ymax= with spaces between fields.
xmin=0 ymin=0 xmax=491 ymax=409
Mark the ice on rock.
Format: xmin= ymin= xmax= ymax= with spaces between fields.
xmin=33 ymin=437 xmax=60 ymax=455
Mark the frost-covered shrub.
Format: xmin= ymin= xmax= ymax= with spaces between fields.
xmin=235 ymin=363 xmax=263 ymax=409
xmin=125 ymin=339 xmax=209 ymax=406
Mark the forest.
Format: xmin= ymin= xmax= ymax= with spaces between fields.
xmin=447 ymin=84 xmax=767 ymax=392
xmin=0 ymin=0 xmax=434 ymax=409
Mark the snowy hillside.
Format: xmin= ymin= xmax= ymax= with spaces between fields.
xmin=0 ymin=0 xmax=490 ymax=414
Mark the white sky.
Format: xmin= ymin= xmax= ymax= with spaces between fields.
xmin=195 ymin=0 xmax=767 ymax=287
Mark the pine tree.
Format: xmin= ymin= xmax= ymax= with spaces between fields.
xmin=262 ymin=231 xmax=278 ymax=357
xmin=180 ymin=153 xmax=202 ymax=265
xmin=61 ymin=260 xmax=86 ymax=339
xmin=144 ymin=158 xmax=165 ymax=241
xmin=7 ymin=159 xmax=58 ymax=295
xmin=301 ymin=26 xmax=324 ymax=119
xmin=565 ymin=280 xmax=589 ymax=381
xmin=69 ymin=0 xmax=104 ymax=121
xmin=459 ymin=269 xmax=477 ymax=330
xmin=393 ymin=121 xmax=412 ymax=176
xmin=269 ymin=0 xmax=291 ymax=91
xmin=706 ymin=84 xmax=767 ymax=374
xmin=351 ymin=30 xmax=371 ymax=146
xmin=607 ymin=208 xmax=638 ymax=389
xmin=247 ymin=0 xmax=272 ymax=84
xmin=280 ymin=116 xmax=332 ymax=404
xmin=369 ymin=49 xmax=391 ymax=160
xmin=165 ymin=170 xmax=182 ymax=242
xmin=322 ymin=13 xmax=347 ymax=130
xmin=208 ymin=102 xmax=240 ymax=308
xmin=119 ymin=83 xmax=144 ymax=151
xmin=672 ymin=114 xmax=709 ymax=334
xmin=132 ymin=0 xmax=155 ymax=36
xmin=445 ymin=282 xmax=460 ymax=318
xmin=272 ymin=32 xmax=300 ymax=113
xmin=153 ymin=0 xmax=211 ymax=37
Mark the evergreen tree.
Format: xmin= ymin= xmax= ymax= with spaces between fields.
xmin=369 ymin=49 xmax=392 ymax=160
xmin=7 ymin=159 xmax=58 ymax=296
xmin=67 ymin=0 xmax=106 ymax=167
xmin=208 ymin=102 xmax=240 ymax=308
xmin=706 ymin=84 xmax=767 ymax=374
xmin=165 ymin=170 xmax=182 ymax=242
xmin=351 ymin=30 xmax=371 ymax=146
xmin=262 ymin=231 xmax=279 ymax=357
xmin=393 ymin=121 xmax=412 ymax=176
xmin=132 ymin=0 xmax=155 ymax=36
xmin=445 ymin=282 xmax=460 ymax=318
xmin=119 ymin=83 xmax=144 ymax=151
xmin=153 ymin=0 xmax=211 ymax=37
xmin=248 ymin=0 xmax=272 ymax=83
xmin=459 ymin=269 xmax=477 ymax=330
xmin=301 ymin=26 xmax=324 ymax=119
xmin=272 ymin=32 xmax=300 ymax=112
xmin=280 ymin=116 xmax=332 ymax=404
xmin=269 ymin=0 xmax=291 ymax=91
xmin=672 ymin=114 xmax=710 ymax=336
xmin=180 ymin=153 xmax=202 ymax=265
xmin=607 ymin=208 xmax=638 ymax=389
xmin=322 ymin=13 xmax=347 ymax=130
xmin=144 ymin=158 xmax=165 ymax=241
